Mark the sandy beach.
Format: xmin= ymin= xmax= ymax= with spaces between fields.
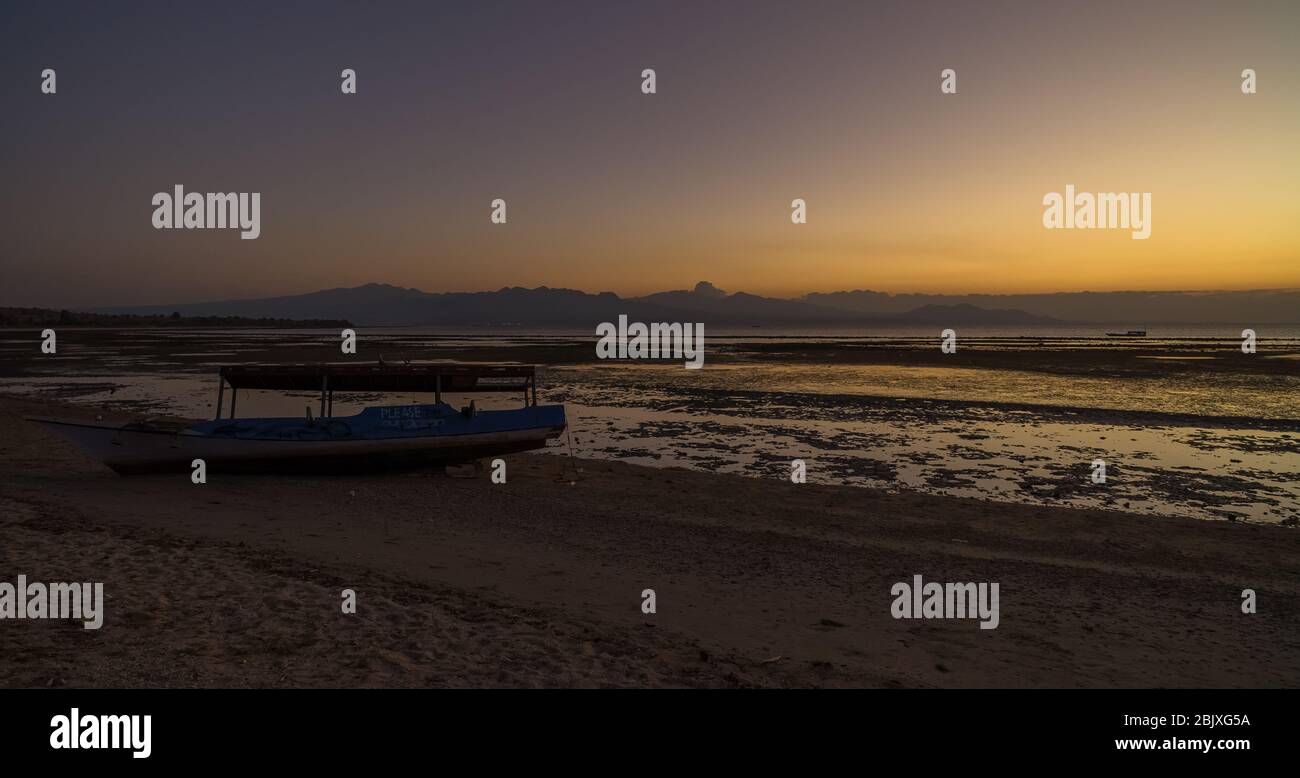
xmin=2 ymin=394 xmax=1296 ymax=689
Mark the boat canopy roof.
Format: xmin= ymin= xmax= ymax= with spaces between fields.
xmin=219 ymin=363 xmax=535 ymax=393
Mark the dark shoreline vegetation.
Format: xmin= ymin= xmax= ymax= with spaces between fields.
xmin=0 ymin=307 xmax=351 ymax=329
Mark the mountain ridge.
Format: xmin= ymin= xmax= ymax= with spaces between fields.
xmin=87 ymin=282 xmax=1300 ymax=326
xmin=89 ymin=282 xmax=1061 ymax=327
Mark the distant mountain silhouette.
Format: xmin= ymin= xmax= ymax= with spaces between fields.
xmin=93 ymin=282 xmax=1062 ymax=327
xmin=96 ymin=283 xmax=684 ymax=326
xmin=636 ymin=282 xmax=853 ymax=322
xmin=90 ymin=282 xmax=1300 ymax=327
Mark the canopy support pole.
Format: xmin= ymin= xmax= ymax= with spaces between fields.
xmin=214 ymin=378 xmax=225 ymax=419
xmin=230 ymin=388 xmax=238 ymax=418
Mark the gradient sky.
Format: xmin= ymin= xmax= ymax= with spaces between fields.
xmin=2 ymin=0 xmax=1297 ymax=307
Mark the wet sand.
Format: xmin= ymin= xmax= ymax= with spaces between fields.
xmin=5 ymin=326 xmax=1299 ymax=378
xmin=2 ymin=395 xmax=1297 ymax=688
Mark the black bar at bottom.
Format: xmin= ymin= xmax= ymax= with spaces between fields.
xmin=0 ymin=688 xmax=1284 ymax=765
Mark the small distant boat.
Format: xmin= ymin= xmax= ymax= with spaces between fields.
xmin=29 ymin=363 xmax=566 ymax=475
xmin=1105 ymin=330 xmax=1147 ymax=337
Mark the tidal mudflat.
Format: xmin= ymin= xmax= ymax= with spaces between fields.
xmin=3 ymin=327 xmax=1298 ymax=524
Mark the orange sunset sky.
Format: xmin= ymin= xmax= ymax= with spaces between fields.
xmin=3 ymin=1 xmax=1297 ymax=307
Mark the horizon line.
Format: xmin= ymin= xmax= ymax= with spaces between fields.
xmin=48 ymin=281 xmax=1300 ymax=312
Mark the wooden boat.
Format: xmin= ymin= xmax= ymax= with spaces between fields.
xmin=29 ymin=363 xmax=566 ymax=475
xmin=1105 ymin=330 xmax=1147 ymax=337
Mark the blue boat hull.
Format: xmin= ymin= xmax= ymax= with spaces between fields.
xmin=31 ymin=403 xmax=567 ymax=475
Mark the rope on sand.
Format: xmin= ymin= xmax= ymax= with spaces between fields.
xmin=557 ymin=424 xmax=583 ymax=484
